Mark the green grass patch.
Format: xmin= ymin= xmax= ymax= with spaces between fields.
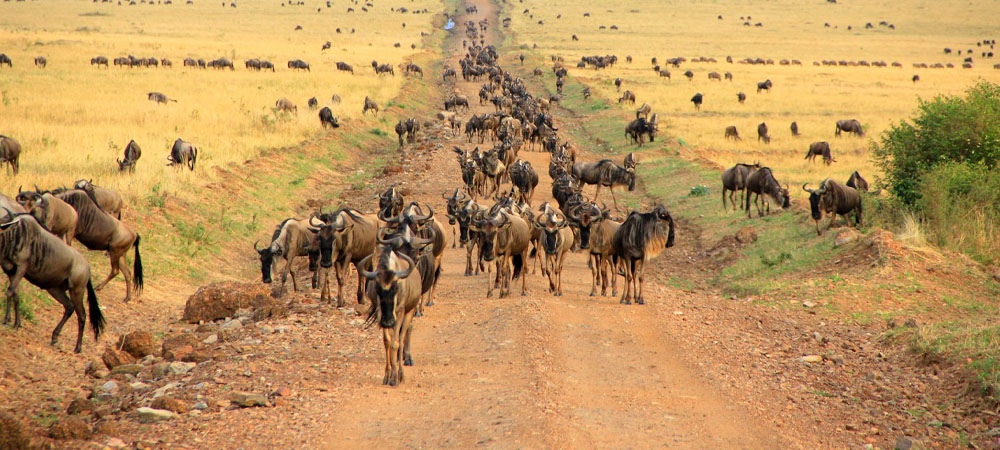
xmin=892 ymin=320 xmax=1000 ymax=403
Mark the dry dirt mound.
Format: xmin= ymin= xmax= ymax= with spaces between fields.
xmin=182 ymin=282 xmax=287 ymax=323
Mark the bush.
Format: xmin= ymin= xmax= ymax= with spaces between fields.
xmin=873 ymin=81 xmax=1000 ymax=205
xmin=916 ymin=162 xmax=1000 ymax=264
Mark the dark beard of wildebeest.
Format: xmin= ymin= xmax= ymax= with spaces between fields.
xmin=72 ymin=179 xmax=123 ymax=220
xmin=254 ymin=218 xmax=318 ymax=294
xmin=441 ymin=188 xmax=469 ymax=247
xmin=835 ymin=119 xmax=864 ymax=137
xmin=803 ymin=179 xmax=863 ymax=236
xmin=571 ymin=159 xmax=636 ymax=209
xmin=55 ymin=189 xmax=143 ymax=302
xmin=0 ymin=212 xmax=105 ymax=353
xmin=611 ymin=205 xmax=675 ymax=305
xmin=359 ymin=250 xmax=419 ymax=386
xmin=379 ymin=202 xmax=444 ymax=315
xmin=567 ymin=201 xmax=603 ymax=250
xmin=846 ymin=171 xmax=869 ymax=193
xmin=720 ymin=162 xmax=760 ymax=211
xmin=117 ymin=140 xmax=142 ymax=173
xmin=744 ymin=167 xmax=791 ymax=218
xmin=168 ymin=138 xmax=198 ymax=171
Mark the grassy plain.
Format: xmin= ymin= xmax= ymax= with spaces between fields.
xmin=506 ymin=0 xmax=1000 ymax=198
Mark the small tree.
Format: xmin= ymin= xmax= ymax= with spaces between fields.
xmin=873 ymin=81 xmax=1000 ymax=205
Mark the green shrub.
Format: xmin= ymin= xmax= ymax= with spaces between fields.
xmin=915 ymin=162 xmax=1000 ymax=264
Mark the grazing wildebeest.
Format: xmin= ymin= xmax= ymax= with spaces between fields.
xmin=55 ymin=190 xmax=143 ymax=302
xmin=161 ymin=58 xmax=172 ymax=68
xmin=0 ymin=54 xmax=11 ymax=67
xmin=691 ymin=93 xmax=704 ymax=110
xmin=275 ymin=97 xmax=298 ymax=114
xmin=533 ymin=212 xmax=573 ymax=296
xmin=724 ymin=125 xmax=741 ymax=141
xmin=34 ymin=56 xmax=47 ymax=68
xmin=0 ymin=135 xmax=21 ymax=174
xmin=912 ymin=75 xmax=920 ymax=83
xmin=725 ymin=71 xmax=733 ymax=81
xmin=72 ymin=180 xmax=123 ymax=220
xmin=442 ymin=67 xmax=457 ymax=80
xmin=611 ymin=205 xmax=675 ymax=305
xmin=509 ymin=159 xmax=539 ymax=206
xmin=308 ymin=97 xmax=318 ymax=109
xmin=805 ymin=141 xmax=833 ymax=165
xmin=336 ymin=61 xmax=354 ymax=74
xmin=635 ymin=103 xmax=651 ymax=119
xmin=0 ymin=211 xmax=105 ymax=353
xmin=255 ymin=218 xmax=316 ymax=293
xmin=737 ymin=92 xmax=746 ymax=104
xmin=744 ymin=167 xmax=790 ymax=218
xmin=572 ymin=158 xmax=635 ymax=209
xmin=318 ymin=107 xmax=340 ymax=128
xmin=757 ymin=79 xmax=773 ymax=93
xmin=147 ymin=92 xmax=176 ymax=104
xmin=790 ymin=121 xmax=800 ymax=136
xmin=363 ymin=96 xmax=379 ymax=115
xmin=117 ymin=139 xmax=142 ymax=173
xmin=618 ymin=90 xmax=636 ymax=104
xmin=16 ymin=189 xmax=77 ymax=244
xmin=360 ymin=249 xmax=420 ymax=386
xmin=708 ymin=71 xmax=721 ymax=81
xmin=167 ymin=138 xmax=198 ymax=170
xmin=684 ymin=70 xmax=694 ymax=80
xmin=757 ymin=122 xmax=771 ymax=144
xmin=835 ymin=119 xmax=864 ymax=137
xmin=721 ymin=162 xmax=760 ymax=211
xmin=91 ymin=56 xmax=109 ymax=68
xmin=803 ymin=179 xmax=862 ymax=235
xmin=288 ymin=59 xmax=311 ymax=71
xmin=624 ymin=114 xmax=658 ymax=146
xmin=846 ymin=171 xmax=869 ymax=193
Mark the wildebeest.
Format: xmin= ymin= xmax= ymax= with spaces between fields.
xmin=117 ymin=140 xmax=142 ymax=173
xmin=737 ymin=92 xmax=746 ymax=104
xmin=321 ymin=41 xmax=331 ymax=51
xmin=336 ymin=61 xmax=354 ymax=74
xmin=725 ymin=71 xmax=733 ymax=81
xmin=55 ymin=189 xmax=143 ymax=302
xmin=288 ymin=59 xmax=310 ymax=71
xmin=803 ymin=179 xmax=862 ymax=235
xmin=585 ymin=209 xmax=619 ymax=296
xmin=744 ymin=167 xmax=790 ymax=218
xmin=308 ymin=97 xmax=318 ymax=109
xmin=618 ymin=90 xmax=636 ymax=104
xmin=533 ymin=211 xmax=573 ymax=296
xmin=509 ymin=160 xmax=539 ymax=206
xmin=835 ymin=119 xmax=864 ymax=137
xmin=475 ymin=211 xmax=530 ymax=298
xmin=708 ymin=71 xmax=721 ymax=81
xmin=16 ymin=190 xmax=78 ymax=244
xmin=378 ymin=203 xmax=444 ymax=315
xmin=635 ymin=103 xmax=651 ymax=119
xmin=167 ymin=138 xmax=198 ymax=170
xmin=757 ymin=122 xmax=771 ymax=144
xmin=0 ymin=211 xmax=105 ymax=353
xmin=684 ymin=70 xmax=694 ymax=80
xmin=846 ymin=171 xmax=869 ymax=193
xmin=572 ymin=158 xmax=635 ymax=209
xmin=91 ymin=56 xmax=109 ymax=68
xmin=0 ymin=54 xmax=11 ymax=67
xmin=360 ymin=249 xmax=419 ymax=386
xmin=255 ymin=218 xmax=315 ymax=293
xmin=790 ymin=121 xmax=800 ymax=136
xmin=756 ymin=79 xmax=773 ymax=93
xmin=275 ymin=97 xmax=298 ymax=114
xmin=611 ymin=205 xmax=675 ymax=305
xmin=394 ymin=118 xmax=420 ymax=147
xmin=315 ymin=208 xmax=378 ymax=306
xmin=34 ymin=56 xmax=47 ymax=68
xmin=624 ymin=114 xmax=658 ymax=146
xmin=912 ymin=74 xmax=920 ymax=83
xmin=363 ymin=96 xmax=379 ymax=115
xmin=614 ymin=77 xmax=622 ymax=90
xmin=724 ymin=125 xmax=741 ymax=141
xmin=444 ymin=94 xmax=470 ymax=111
xmin=147 ymin=92 xmax=176 ymax=104
xmin=805 ymin=141 xmax=833 ymax=165
xmin=0 ymin=135 xmax=21 ymax=174
xmin=71 ymin=180 xmax=123 ymax=220
xmin=721 ymin=162 xmax=760 ymax=211
xmin=691 ymin=93 xmax=703 ymax=110
xmin=318 ymin=107 xmax=340 ymax=128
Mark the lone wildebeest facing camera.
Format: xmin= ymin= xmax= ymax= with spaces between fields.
xmin=611 ymin=205 xmax=675 ymax=305
xmin=167 ymin=138 xmax=198 ymax=170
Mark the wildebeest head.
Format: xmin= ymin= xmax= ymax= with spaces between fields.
xmin=254 ymin=239 xmax=277 ymax=284
xmin=454 ymin=199 xmax=479 ymax=244
xmin=359 ymin=250 xmax=415 ymax=328
xmin=379 ymin=187 xmax=404 ymax=218
xmin=652 ymin=204 xmax=676 ymax=248
xmin=442 ymin=188 xmax=468 ymax=226
xmin=533 ymin=211 xmax=568 ymax=255
xmin=568 ymin=201 xmax=604 ymax=249
xmin=14 ymin=186 xmax=42 ymax=209
xmin=473 ymin=211 xmax=510 ymax=261
xmin=803 ymin=182 xmax=828 ymax=221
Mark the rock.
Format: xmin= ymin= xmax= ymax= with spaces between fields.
xmin=801 ymin=355 xmax=823 ymax=363
xmin=136 ymin=407 xmax=176 ymax=423
xmin=0 ymin=411 xmax=31 ymax=450
xmin=218 ymin=328 xmax=241 ymax=342
xmin=203 ymin=334 xmax=218 ymax=345
xmin=167 ymin=361 xmax=196 ymax=375
xmin=99 ymin=380 xmax=119 ymax=393
xmin=221 ymin=319 xmax=243 ymax=330
xmin=229 ymin=391 xmax=269 ymax=407
xmin=101 ymin=346 xmax=136 ymax=370
xmin=195 ymin=322 xmax=219 ymax=333
xmin=130 ymin=382 xmax=151 ymax=391
xmin=110 ymin=364 xmax=143 ymax=375
xmin=106 ymin=438 xmax=128 ymax=449
xmin=735 ymin=226 xmax=757 ymax=244
xmin=151 ymin=382 xmax=180 ymax=399
xmin=150 ymin=397 xmax=190 ymax=414
xmin=161 ymin=334 xmax=199 ymax=361
xmin=93 ymin=405 xmax=113 ymax=419
xmin=48 ymin=417 xmax=91 ymax=440
xmin=275 ymin=387 xmax=293 ymax=397
xmin=193 ymin=401 xmax=209 ymax=411
xmin=895 ymin=436 xmax=925 ymax=450
xmin=67 ymin=397 xmax=95 ymax=415
xmin=117 ymin=331 xmax=159 ymax=358
xmin=85 ymin=360 xmax=106 ymax=378
xmin=151 ymin=362 xmax=170 ymax=379
xmin=833 ymin=228 xmax=859 ymax=247
xmin=182 ymin=349 xmax=212 ymax=364
xmin=802 ymin=301 xmax=817 ymax=308
xmin=182 ymin=281 xmax=282 ymax=323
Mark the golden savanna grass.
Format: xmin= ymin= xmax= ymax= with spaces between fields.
xmin=0 ymin=0 xmax=441 ymax=202
xmin=506 ymin=0 xmax=1000 ymax=199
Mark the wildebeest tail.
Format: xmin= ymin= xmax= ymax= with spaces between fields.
xmin=529 ymin=246 xmax=536 ymax=259
xmin=87 ymin=280 xmax=106 ymax=340
xmin=511 ymin=254 xmax=524 ymax=280
xmin=133 ymin=235 xmax=144 ymax=293
xmin=189 ymin=148 xmax=198 ymax=171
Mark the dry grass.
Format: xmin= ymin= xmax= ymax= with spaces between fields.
xmin=505 ymin=0 xmax=1000 ymax=201
xmin=0 ymin=0 xmax=441 ymax=203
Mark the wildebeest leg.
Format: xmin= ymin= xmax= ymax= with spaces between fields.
xmin=555 ymin=254 xmax=564 ymax=296
xmin=634 ymin=260 xmax=646 ymax=305
xmin=593 ymin=184 xmax=602 ymax=203
xmin=619 ymin=260 xmax=633 ymax=305
xmin=722 ymin=189 xmax=728 ymax=210
xmin=116 ymin=251 xmax=134 ymax=302
xmin=3 ymin=288 xmax=20 ymax=328
xmin=609 ymin=257 xmax=618 ymax=297
xmin=609 ymin=186 xmax=621 ymax=211
xmin=401 ymin=311 xmax=415 ymax=367
xmin=95 ymin=252 xmax=121 ymax=293
xmin=382 ymin=328 xmax=394 ymax=385
xmin=465 ymin=245 xmax=474 ymax=276
xmin=486 ymin=262 xmax=494 ymax=298
xmin=46 ymin=288 xmax=82 ymax=351
xmin=590 ymin=254 xmax=599 ymax=296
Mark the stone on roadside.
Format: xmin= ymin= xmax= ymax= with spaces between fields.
xmin=106 ymin=437 xmax=128 ymax=449
xmin=151 ymin=397 xmax=190 ymax=414
xmin=167 ymin=361 xmax=196 ymax=375
xmin=833 ymin=228 xmax=859 ymax=247
xmin=895 ymin=436 xmax=924 ymax=450
xmin=152 ymin=362 xmax=171 ymax=379
xmin=101 ymin=346 xmax=136 ymax=370
xmin=229 ymin=391 xmax=269 ymax=408
xmin=66 ymin=398 xmax=95 ymax=415
xmin=136 ymin=407 xmax=176 ymax=423
xmin=117 ymin=331 xmax=159 ymax=358
xmin=801 ymin=355 xmax=823 ymax=363
xmin=735 ymin=226 xmax=757 ymax=244
xmin=203 ymin=334 xmax=218 ymax=345
xmin=48 ymin=417 xmax=91 ymax=440
xmin=161 ymin=333 xmax=199 ymax=361
xmin=182 ymin=281 xmax=281 ymax=323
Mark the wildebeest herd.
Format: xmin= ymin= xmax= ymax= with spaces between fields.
xmin=253 ymin=19 xmax=675 ymax=386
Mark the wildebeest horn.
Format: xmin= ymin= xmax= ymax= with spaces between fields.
xmin=358 ymin=255 xmax=377 ymax=280
xmin=393 ymin=252 xmax=416 ymax=279
xmin=378 ymin=208 xmax=402 ymax=224
xmin=253 ymin=240 xmax=262 ymax=251
xmin=802 ymin=183 xmax=814 ymax=193
xmin=378 ymin=235 xmax=405 ymax=249
xmin=567 ymin=204 xmax=581 ymax=221
xmin=308 ymin=214 xmax=324 ymax=228
xmin=17 ymin=185 xmax=21 ymax=194
xmin=412 ymin=204 xmax=433 ymax=222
